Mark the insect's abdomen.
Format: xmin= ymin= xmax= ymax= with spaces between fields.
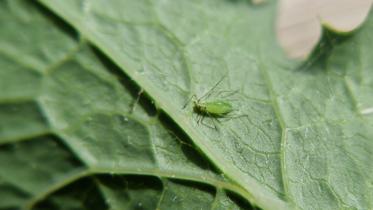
xmin=204 ymin=101 xmax=233 ymax=116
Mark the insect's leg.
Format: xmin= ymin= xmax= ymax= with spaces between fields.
xmin=193 ymin=112 xmax=215 ymax=130
xmin=197 ymin=114 xmax=203 ymax=124
xmin=211 ymin=118 xmax=219 ymax=130
xmin=197 ymin=114 xmax=202 ymax=125
xmin=182 ymin=94 xmax=197 ymax=109
xmin=205 ymin=113 xmax=220 ymax=130
xmin=200 ymin=117 xmax=216 ymax=130
xmin=198 ymin=74 xmax=227 ymax=101
xmin=200 ymin=115 xmax=205 ymax=124
xmin=199 ymin=115 xmax=204 ymax=125
xmin=194 ymin=113 xmax=199 ymax=124
xmin=130 ymin=88 xmax=144 ymax=113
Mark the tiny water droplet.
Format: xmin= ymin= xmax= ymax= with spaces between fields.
xmin=117 ymin=116 xmax=129 ymax=124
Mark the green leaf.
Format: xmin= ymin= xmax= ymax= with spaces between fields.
xmin=0 ymin=1 xmax=253 ymax=210
xmin=35 ymin=0 xmax=289 ymax=208
xmin=38 ymin=0 xmax=373 ymax=209
xmin=1 ymin=0 xmax=373 ymax=209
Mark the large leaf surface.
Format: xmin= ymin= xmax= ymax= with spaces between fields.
xmin=38 ymin=0 xmax=373 ymax=209
xmin=0 ymin=0 xmax=373 ymax=209
xmin=0 ymin=1 xmax=254 ymax=210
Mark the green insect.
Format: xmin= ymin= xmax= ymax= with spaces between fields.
xmin=193 ymin=100 xmax=233 ymax=117
xmin=183 ymin=76 xmax=243 ymax=129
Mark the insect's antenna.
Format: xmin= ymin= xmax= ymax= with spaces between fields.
xmin=199 ymin=74 xmax=227 ymax=101
xmin=182 ymin=94 xmax=196 ymax=109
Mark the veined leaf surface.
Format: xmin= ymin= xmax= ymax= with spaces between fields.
xmin=1 ymin=0 xmax=373 ymax=209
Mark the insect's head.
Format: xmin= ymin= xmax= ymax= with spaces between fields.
xmin=192 ymin=99 xmax=206 ymax=114
xmin=192 ymin=98 xmax=200 ymax=108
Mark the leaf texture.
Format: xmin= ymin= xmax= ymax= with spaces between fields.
xmin=0 ymin=1 xmax=253 ymax=209
xmin=1 ymin=0 xmax=372 ymax=209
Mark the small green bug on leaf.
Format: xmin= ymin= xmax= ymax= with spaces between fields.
xmin=193 ymin=100 xmax=233 ymax=117
xmin=183 ymin=76 xmax=245 ymax=129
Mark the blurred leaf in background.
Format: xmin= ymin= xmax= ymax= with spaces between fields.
xmin=276 ymin=0 xmax=373 ymax=59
